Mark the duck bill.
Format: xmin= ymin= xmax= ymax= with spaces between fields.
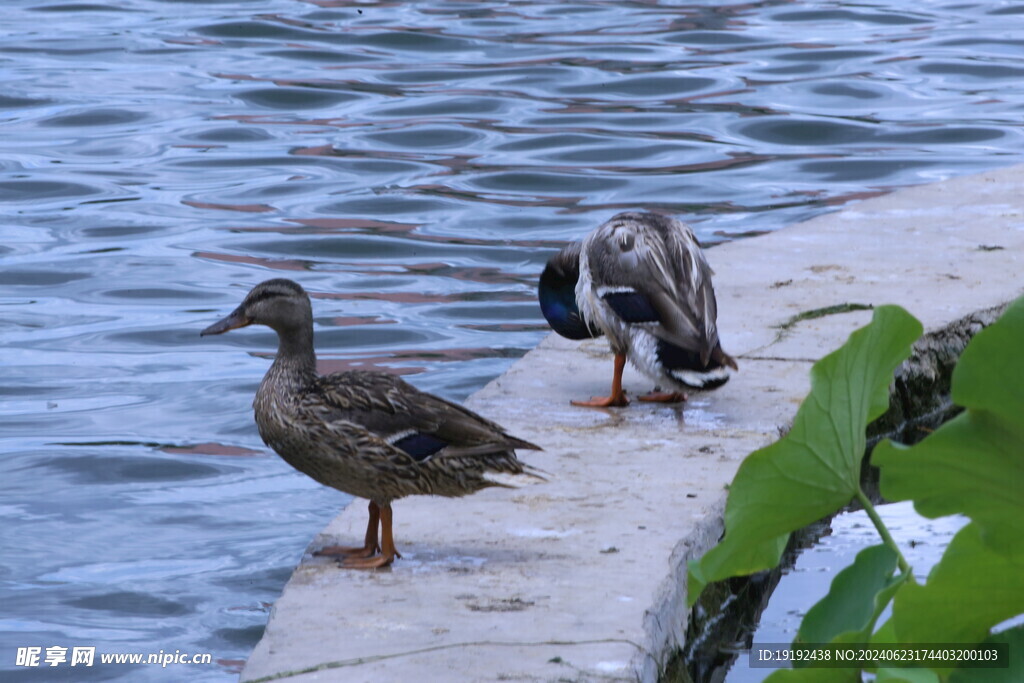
xmin=200 ymin=306 xmax=252 ymax=336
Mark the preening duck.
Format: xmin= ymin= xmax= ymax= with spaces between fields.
xmin=539 ymin=212 xmax=737 ymax=407
xmin=202 ymin=278 xmax=542 ymax=569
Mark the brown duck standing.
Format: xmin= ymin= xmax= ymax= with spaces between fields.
xmin=201 ymin=278 xmax=542 ymax=569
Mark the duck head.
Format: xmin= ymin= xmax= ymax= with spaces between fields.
xmin=538 ymin=243 xmax=603 ymax=341
xmin=201 ymin=278 xmax=312 ymax=337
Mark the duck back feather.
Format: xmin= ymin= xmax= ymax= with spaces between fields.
xmin=541 ymin=212 xmax=737 ymax=394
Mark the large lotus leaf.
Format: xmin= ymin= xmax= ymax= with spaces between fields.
xmin=874 ymin=412 xmax=1024 ymax=562
xmin=873 ymin=296 xmax=1024 ymax=562
xmin=948 ymin=625 xmax=1024 ymax=683
xmin=688 ymin=306 xmax=922 ymax=605
xmin=796 ymin=544 xmax=905 ymax=652
xmin=871 ymin=617 xmax=896 ymax=644
xmin=951 ymin=296 xmax=1024 ymax=428
xmin=893 ymin=522 xmax=1024 ymax=646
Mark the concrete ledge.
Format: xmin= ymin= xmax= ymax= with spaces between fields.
xmin=241 ymin=166 xmax=1024 ymax=682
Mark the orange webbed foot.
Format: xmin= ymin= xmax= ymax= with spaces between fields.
xmin=337 ymin=502 xmax=400 ymax=570
xmin=571 ymin=393 xmax=630 ymax=408
xmin=316 ymin=501 xmax=382 ymax=560
xmin=314 ymin=543 xmax=381 ymax=559
xmin=338 ymin=548 xmax=402 ymax=570
xmin=572 ymin=352 xmax=630 ymax=408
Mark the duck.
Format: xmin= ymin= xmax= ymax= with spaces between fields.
xmin=539 ymin=211 xmax=737 ymax=407
xmin=201 ymin=278 xmax=542 ymax=569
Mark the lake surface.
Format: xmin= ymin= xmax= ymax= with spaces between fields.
xmin=2 ymin=0 xmax=1023 ymax=679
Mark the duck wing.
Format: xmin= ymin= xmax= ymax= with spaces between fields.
xmin=306 ymin=371 xmax=541 ymax=463
xmin=587 ymin=212 xmax=721 ymax=365
xmin=647 ymin=220 xmax=720 ymax=362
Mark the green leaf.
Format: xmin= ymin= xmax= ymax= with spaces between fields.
xmin=869 ymin=620 xmax=946 ymax=682
xmin=893 ymin=522 xmax=1024 ymax=645
xmin=952 ymin=296 xmax=1024 ymax=429
xmin=876 ymin=668 xmax=939 ymax=683
xmin=871 ymin=617 xmax=896 ymax=644
xmin=797 ymin=544 xmax=906 ymax=650
xmin=873 ymin=296 xmax=1024 ymax=562
xmin=874 ymin=413 xmax=1024 ymax=562
xmin=688 ymin=533 xmax=789 ymax=604
xmin=948 ymin=626 xmax=1024 ymax=683
xmin=776 ymin=545 xmax=910 ymax=677
xmin=688 ymin=306 xmax=922 ymax=605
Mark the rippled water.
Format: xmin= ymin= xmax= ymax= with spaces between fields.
xmin=3 ymin=0 xmax=1024 ymax=679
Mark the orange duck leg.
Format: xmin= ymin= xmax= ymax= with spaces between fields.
xmin=341 ymin=503 xmax=402 ymax=570
xmin=314 ymin=501 xmax=381 ymax=559
xmin=572 ymin=352 xmax=630 ymax=408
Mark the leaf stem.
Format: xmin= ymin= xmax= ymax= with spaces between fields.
xmin=856 ymin=487 xmax=912 ymax=577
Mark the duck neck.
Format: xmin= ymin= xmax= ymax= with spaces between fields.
xmin=268 ymin=324 xmax=318 ymax=389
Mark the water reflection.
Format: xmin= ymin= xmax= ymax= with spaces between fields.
xmin=2 ymin=0 xmax=1023 ymax=679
